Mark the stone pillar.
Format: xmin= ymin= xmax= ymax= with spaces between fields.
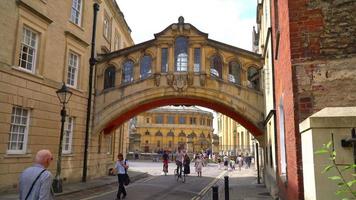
xmin=201 ymin=46 xmax=206 ymax=74
xmin=300 ymin=107 xmax=356 ymax=200
xmin=188 ymin=47 xmax=193 ymax=73
xmin=156 ymin=47 xmax=161 ymax=73
xmin=168 ymin=46 xmax=174 ymax=73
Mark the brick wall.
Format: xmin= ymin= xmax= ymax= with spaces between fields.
xmin=272 ymin=0 xmax=356 ymax=199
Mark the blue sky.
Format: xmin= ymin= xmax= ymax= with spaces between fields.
xmin=116 ymin=0 xmax=257 ymax=51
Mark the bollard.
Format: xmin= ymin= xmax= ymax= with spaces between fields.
xmin=212 ymin=185 xmax=219 ymax=200
xmin=224 ymin=176 xmax=229 ymax=200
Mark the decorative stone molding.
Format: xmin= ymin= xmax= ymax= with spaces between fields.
xmin=166 ymin=73 xmax=174 ymax=86
xmin=154 ymin=73 xmax=161 ymax=86
xmin=199 ymin=73 xmax=207 ymax=86
xmin=187 ymin=72 xmax=194 ymax=86
xmin=172 ymin=74 xmax=189 ymax=92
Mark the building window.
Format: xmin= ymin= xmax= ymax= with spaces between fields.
xmin=161 ymin=48 xmax=168 ymax=73
xmin=66 ymin=52 xmax=80 ymax=88
xmin=7 ymin=107 xmax=30 ymax=154
xmin=178 ymin=116 xmax=186 ymax=124
xmin=155 ymin=115 xmax=163 ymax=124
xmin=200 ymin=118 xmax=205 ymax=125
xmin=157 ymin=140 xmax=161 ymax=147
xmin=190 ymin=117 xmax=196 ymax=125
xmin=70 ymin=0 xmax=82 ymax=25
xmin=168 ymin=141 xmax=172 ymax=148
xmin=104 ymin=66 xmax=116 ymax=89
xmin=228 ymin=61 xmax=241 ymax=84
xmin=114 ymin=33 xmax=121 ymax=51
xmin=103 ymin=13 xmax=111 ymax=41
xmin=175 ymin=36 xmax=188 ymax=72
xmin=145 ymin=130 xmax=150 ymax=135
xmin=122 ymin=60 xmax=134 ymax=84
xmin=63 ymin=117 xmax=74 ymax=154
xmin=146 ymin=118 xmax=150 ymax=123
xmin=210 ymin=55 xmax=222 ymax=78
xmin=247 ymin=66 xmax=260 ymax=90
xmin=140 ymin=55 xmax=152 ymax=79
xmin=279 ymin=96 xmax=287 ymax=176
xmin=19 ymin=27 xmax=38 ymax=73
xmin=194 ymin=48 xmax=201 ymax=72
xmin=106 ymin=135 xmax=112 ymax=154
xmin=167 ymin=115 xmax=175 ymax=124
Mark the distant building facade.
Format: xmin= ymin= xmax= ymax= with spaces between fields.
xmin=217 ymin=113 xmax=255 ymax=156
xmin=129 ymin=106 xmax=217 ymax=154
xmin=0 ymin=0 xmax=133 ymax=192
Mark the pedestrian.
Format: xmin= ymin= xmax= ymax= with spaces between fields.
xmin=183 ymin=153 xmax=191 ymax=176
xmin=162 ymin=151 xmax=169 ymax=175
xmin=114 ymin=153 xmax=129 ymax=200
xmin=229 ymin=159 xmax=236 ymax=170
xmin=223 ymin=155 xmax=229 ymax=170
xmin=194 ymin=155 xmax=204 ymax=177
xmin=19 ymin=149 xmax=54 ymax=200
xmin=237 ymin=155 xmax=243 ymax=171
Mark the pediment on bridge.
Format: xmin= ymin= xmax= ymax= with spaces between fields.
xmin=99 ymin=16 xmax=261 ymax=63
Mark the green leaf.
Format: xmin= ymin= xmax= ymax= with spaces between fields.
xmin=326 ymin=141 xmax=332 ymax=149
xmin=352 ymin=174 xmax=356 ymax=177
xmin=328 ymin=176 xmax=341 ymax=180
xmin=342 ymin=165 xmax=351 ymax=171
xmin=322 ymin=165 xmax=334 ymax=173
xmin=347 ymin=179 xmax=356 ymax=187
xmin=337 ymin=182 xmax=345 ymax=186
xmin=341 ymin=198 xmax=350 ymax=200
xmin=315 ymin=149 xmax=328 ymax=154
xmin=335 ymin=190 xmax=347 ymax=195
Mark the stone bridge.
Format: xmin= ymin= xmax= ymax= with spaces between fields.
xmin=94 ymin=17 xmax=264 ymax=137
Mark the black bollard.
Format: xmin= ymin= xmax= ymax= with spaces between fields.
xmin=224 ymin=176 xmax=229 ymax=200
xmin=212 ymin=185 xmax=219 ymax=200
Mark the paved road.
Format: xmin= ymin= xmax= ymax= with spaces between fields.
xmin=57 ymin=161 xmax=225 ymax=200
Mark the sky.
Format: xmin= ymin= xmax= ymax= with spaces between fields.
xmin=116 ymin=0 xmax=257 ymax=51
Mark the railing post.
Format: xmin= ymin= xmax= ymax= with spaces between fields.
xmin=256 ymin=142 xmax=261 ymax=184
xmin=224 ymin=176 xmax=229 ymax=200
xmin=212 ymin=185 xmax=219 ymax=200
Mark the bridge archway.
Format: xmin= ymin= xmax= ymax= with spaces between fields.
xmin=94 ymin=17 xmax=264 ymax=139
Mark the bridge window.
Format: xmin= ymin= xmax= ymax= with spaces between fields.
xmin=122 ymin=60 xmax=134 ymax=84
xmin=161 ymin=48 xmax=168 ymax=73
xmin=194 ymin=48 xmax=201 ymax=72
xmin=104 ymin=66 xmax=116 ymax=89
xmin=210 ymin=55 xmax=222 ymax=78
xmin=228 ymin=61 xmax=241 ymax=84
xmin=140 ymin=55 xmax=152 ymax=79
xmin=178 ymin=116 xmax=186 ymax=124
xmin=175 ymin=36 xmax=188 ymax=72
xmin=247 ymin=66 xmax=260 ymax=90
xmin=190 ymin=117 xmax=196 ymax=125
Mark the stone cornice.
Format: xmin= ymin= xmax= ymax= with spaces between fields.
xmin=16 ymin=0 xmax=53 ymax=24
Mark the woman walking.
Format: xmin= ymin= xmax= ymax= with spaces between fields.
xmin=195 ymin=155 xmax=204 ymax=177
xmin=115 ymin=153 xmax=129 ymax=200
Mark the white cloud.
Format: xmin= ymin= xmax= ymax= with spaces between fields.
xmin=116 ymin=0 xmax=256 ymax=51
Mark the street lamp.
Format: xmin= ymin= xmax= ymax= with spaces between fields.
xmin=53 ymin=83 xmax=72 ymax=193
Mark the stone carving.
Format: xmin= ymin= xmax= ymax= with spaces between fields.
xmin=166 ymin=73 xmax=174 ymax=86
xmin=187 ymin=72 xmax=194 ymax=86
xmin=154 ymin=73 xmax=161 ymax=86
xmin=199 ymin=73 xmax=206 ymax=86
xmin=173 ymin=74 xmax=188 ymax=92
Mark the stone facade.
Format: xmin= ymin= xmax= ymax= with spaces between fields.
xmin=129 ymin=106 xmax=216 ymax=154
xmin=0 ymin=0 xmax=133 ymax=193
xmin=270 ymin=0 xmax=356 ymax=199
xmin=216 ymin=113 xmax=255 ymax=156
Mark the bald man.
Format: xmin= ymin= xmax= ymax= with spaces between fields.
xmin=19 ymin=149 xmax=54 ymax=200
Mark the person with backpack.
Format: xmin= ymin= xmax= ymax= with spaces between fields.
xmin=114 ymin=153 xmax=129 ymax=200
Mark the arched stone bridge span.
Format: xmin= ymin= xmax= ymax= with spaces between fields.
xmin=94 ymin=17 xmax=264 ymax=137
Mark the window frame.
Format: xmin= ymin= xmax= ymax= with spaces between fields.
xmin=7 ymin=107 xmax=30 ymax=155
xmin=122 ymin=60 xmax=134 ymax=84
xmin=174 ymin=36 xmax=188 ymax=72
xmin=104 ymin=66 xmax=116 ymax=89
xmin=70 ymin=0 xmax=82 ymax=26
xmin=228 ymin=61 xmax=241 ymax=84
xmin=66 ymin=51 xmax=80 ymax=88
xmin=194 ymin=48 xmax=201 ymax=73
xmin=140 ymin=55 xmax=152 ymax=79
xmin=161 ymin=48 xmax=168 ymax=73
xmin=62 ymin=116 xmax=74 ymax=154
xmin=103 ymin=12 xmax=111 ymax=41
xmin=18 ymin=26 xmax=38 ymax=74
xmin=210 ymin=55 xmax=223 ymax=78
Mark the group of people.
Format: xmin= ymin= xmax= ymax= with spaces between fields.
xmin=218 ymin=154 xmax=253 ymax=171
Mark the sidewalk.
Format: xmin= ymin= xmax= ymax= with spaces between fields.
xmin=0 ymin=170 xmax=148 ymax=200
xmin=201 ymin=165 xmax=274 ymax=200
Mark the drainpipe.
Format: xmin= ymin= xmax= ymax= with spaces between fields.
xmin=82 ymin=3 xmax=99 ymax=182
